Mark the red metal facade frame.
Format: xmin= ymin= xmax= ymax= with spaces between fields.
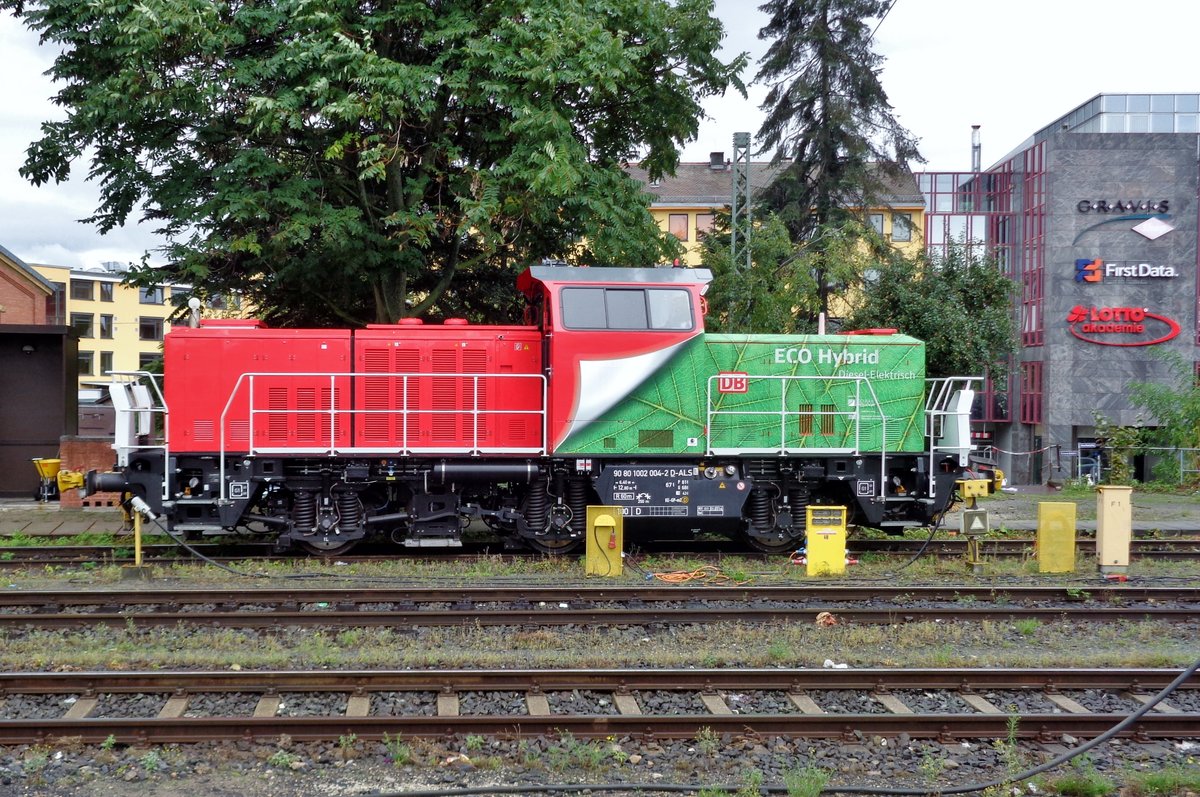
xmin=1021 ymin=143 xmax=1046 ymax=347
xmin=1019 ymin=361 xmax=1043 ymax=425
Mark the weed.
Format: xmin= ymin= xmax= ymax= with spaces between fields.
xmin=267 ymin=749 xmax=298 ymax=768
xmin=783 ymin=765 xmax=828 ymax=797
xmin=1045 ymin=766 xmax=1115 ymax=796
xmin=698 ymin=788 xmax=732 ymax=797
xmin=475 ymin=755 xmax=503 ymax=770
xmin=1065 ymin=588 xmax=1091 ymax=600
xmin=918 ymin=752 xmax=946 ymax=782
xmin=385 ymin=734 xmax=413 ymax=766
xmin=100 ymin=734 xmax=117 ymax=751
xmin=1014 ymin=617 xmax=1041 ymax=636
xmin=609 ymin=747 xmax=628 ymax=765
xmin=697 ymin=726 xmax=720 ymax=757
xmin=993 ymin=710 xmax=1025 ymax=775
xmin=570 ymin=738 xmax=606 ymax=770
xmin=1125 ymin=764 xmax=1200 ymax=795
xmin=767 ymin=640 xmax=791 ymax=663
xmin=465 ymin=734 xmax=486 ymax=752
xmin=140 ymin=750 xmax=163 ymax=772
xmin=23 ymin=745 xmax=50 ymax=773
xmin=736 ymin=768 xmax=765 ymax=797
xmin=0 ymin=552 xmax=14 ymax=561
xmin=517 ymin=739 xmax=541 ymax=769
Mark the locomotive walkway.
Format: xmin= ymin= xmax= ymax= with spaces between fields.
xmin=5 ymin=497 xmax=1200 ymax=536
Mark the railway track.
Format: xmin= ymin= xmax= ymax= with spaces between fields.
xmin=1 ymin=585 xmax=1196 ymax=630
xmin=0 ymin=667 xmax=1194 ymax=745
xmin=0 ymin=535 xmax=1198 ymax=569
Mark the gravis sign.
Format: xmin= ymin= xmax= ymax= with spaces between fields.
xmin=1066 ymin=305 xmax=1180 ymax=347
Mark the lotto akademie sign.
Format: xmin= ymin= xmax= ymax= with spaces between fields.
xmin=1066 ymin=305 xmax=1180 ymax=347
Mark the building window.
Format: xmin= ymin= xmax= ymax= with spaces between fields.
xmin=99 ymin=314 xmax=114 ymax=339
xmin=99 ymin=282 xmax=114 ymax=302
xmin=78 ymin=351 xmax=94 ymax=376
xmin=868 ymin=213 xmax=884 ymax=235
xmin=70 ymin=312 xmax=94 ymax=338
xmin=45 ymin=282 xmax=66 ymax=325
xmin=891 ymin=213 xmax=912 ymax=242
xmin=1020 ymin=361 xmax=1043 ymax=425
xmin=70 ymin=280 xmax=94 ymax=301
xmin=139 ymin=285 xmax=164 ymax=304
xmin=668 ymin=213 xmax=689 ymax=241
xmin=139 ymin=352 xmax=163 ymax=371
xmin=139 ymin=317 xmax=164 ymax=341
xmin=99 ymin=351 xmax=114 ymax=376
xmin=695 ymin=213 xmax=715 ymax=236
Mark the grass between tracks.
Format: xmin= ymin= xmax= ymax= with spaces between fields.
xmin=0 ymin=614 xmax=1193 ymax=672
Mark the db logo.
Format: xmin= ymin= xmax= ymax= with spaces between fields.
xmin=717 ymin=372 xmax=749 ymax=394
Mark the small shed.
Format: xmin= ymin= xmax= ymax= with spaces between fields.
xmin=0 ymin=326 xmax=78 ymax=497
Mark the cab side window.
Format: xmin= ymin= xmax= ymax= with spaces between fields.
xmin=561 ymin=287 xmax=694 ymax=331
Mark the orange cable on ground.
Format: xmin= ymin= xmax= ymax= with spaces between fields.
xmin=648 ymin=564 xmax=752 ymax=586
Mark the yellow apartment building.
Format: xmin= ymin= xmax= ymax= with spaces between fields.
xmin=31 ymin=262 xmax=183 ymax=392
xmin=627 ymin=154 xmax=927 ymax=266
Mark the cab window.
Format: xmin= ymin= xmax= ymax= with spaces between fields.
xmin=561 ymin=287 xmax=694 ymax=331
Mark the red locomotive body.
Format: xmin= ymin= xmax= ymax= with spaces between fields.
xmin=351 ymin=322 xmax=544 ymax=453
xmin=165 ymin=320 xmax=352 ymax=454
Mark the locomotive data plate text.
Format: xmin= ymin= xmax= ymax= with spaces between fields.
xmin=595 ymin=463 xmax=749 ymax=522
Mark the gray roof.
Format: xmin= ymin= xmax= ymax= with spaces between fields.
xmin=0 ymin=243 xmax=55 ymax=292
xmin=626 ymin=160 xmax=925 ymax=209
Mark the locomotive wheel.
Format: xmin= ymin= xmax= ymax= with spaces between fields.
xmin=297 ymin=538 xmax=360 ymax=557
xmin=524 ymin=535 xmax=582 ymax=555
xmin=741 ymin=531 xmax=803 ymax=555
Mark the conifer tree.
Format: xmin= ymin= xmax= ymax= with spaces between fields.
xmin=755 ymin=0 xmax=921 ymax=316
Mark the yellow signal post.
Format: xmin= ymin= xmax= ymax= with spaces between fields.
xmin=957 ymin=477 xmax=990 ymax=572
xmin=585 ymin=506 xmax=624 ymax=577
xmin=805 ymin=506 xmax=847 ymax=576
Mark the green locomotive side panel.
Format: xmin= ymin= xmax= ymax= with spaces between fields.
xmin=556 ymin=333 xmax=927 ymax=455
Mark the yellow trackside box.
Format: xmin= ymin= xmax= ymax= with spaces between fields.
xmin=1036 ymin=502 xmax=1076 ymax=573
xmin=806 ymin=506 xmax=847 ymax=576
xmin=1096 ymin=485 xmax=1132 ymax=573
xmin=585 ymin=506 xmax=624 ymax=577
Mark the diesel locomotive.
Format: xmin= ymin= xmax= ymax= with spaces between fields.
xmin=88 ymin=265 xmax=977 ymax=555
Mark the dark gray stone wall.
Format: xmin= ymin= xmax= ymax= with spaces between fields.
xmin=1022 ymin=132 xmax=1198 ymax=471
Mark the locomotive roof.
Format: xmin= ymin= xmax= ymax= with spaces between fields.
xmin=518 ymin=265 xmax=713 ymax=295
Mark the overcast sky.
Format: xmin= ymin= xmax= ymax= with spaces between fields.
xmin=3 ymin=0 xmax=1200 ymax=270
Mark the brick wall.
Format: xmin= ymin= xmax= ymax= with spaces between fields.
xmin=0 ymin=269 xmax=46 ymax=325
xmin=58 ymin=436 xmax=121 ymax=508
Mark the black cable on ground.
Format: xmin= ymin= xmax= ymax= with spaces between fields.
xmin=366 ymin=652 xmax=1200 ymax=797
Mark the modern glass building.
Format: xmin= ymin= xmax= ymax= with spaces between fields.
xmin=919 ymin=94 xmax=1199 ymax=483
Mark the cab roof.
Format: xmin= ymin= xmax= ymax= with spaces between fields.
xmin=517 ymin=265 xmax=713 ymax=297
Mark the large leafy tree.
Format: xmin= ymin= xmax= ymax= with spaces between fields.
xmin=754 ymin=0 xmax=921 ymax=315
xmin=5 ymin=0 xmax=743 ymax=325
xmin=701 ymin=211 xmax=881 ymax=334
xmin=846 ymin=244 xmax=1016 ymax=380
xmin=1129 ymin=351 xmax=1200 ymax=482
xmin=700 ymin=210 xmax=815 ymax=333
